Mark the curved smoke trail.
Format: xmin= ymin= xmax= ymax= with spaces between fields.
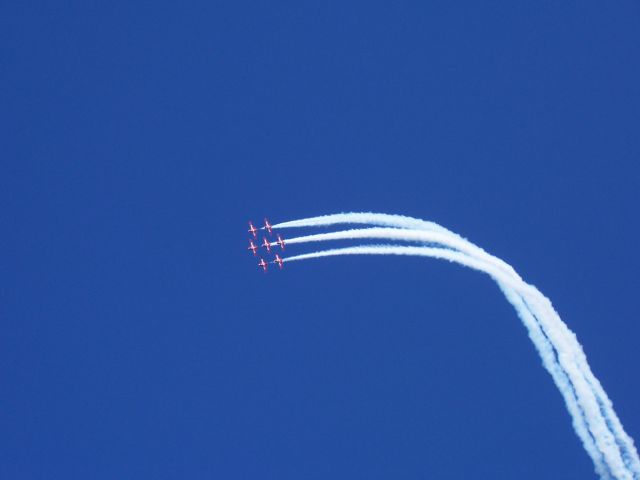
xmin=271 ymin=214 xmax=639 ymax=479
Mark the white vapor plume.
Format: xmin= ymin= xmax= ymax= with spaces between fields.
xmin=272 ymin=214 xmax=639 ymax=479
xmin=283 ymin=227 xmax=519 ymax=278
xmin=273 ymin=212 xmax=452 ymax=234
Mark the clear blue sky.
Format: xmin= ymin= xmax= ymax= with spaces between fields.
xmin=3 ymin=2 xmax=639 ymax=479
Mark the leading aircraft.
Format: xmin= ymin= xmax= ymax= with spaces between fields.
xmin=248 ymin=221 xmax=258 ymax=237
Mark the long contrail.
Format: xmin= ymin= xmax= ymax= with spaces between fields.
xmin=281 ymin=227 xmax=519 ymax=278
xmin=278 ymin=225 xmax=634 ymax=470
xmin=271 ymin=214 xmax=639 ymax=479
xmin=273 ymin=214 xmax=640 ymax=472
xmin=284 ymin=244 xmax=621 ymax=477
xmin=273 ymin=212 xmax=452 ymax=234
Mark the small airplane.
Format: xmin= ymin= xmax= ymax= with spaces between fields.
xmin=248 ymin=221 xmax=258 ymax=238
xmin=261 ymin=237 xmax=272 ymax=253
xmin=263 ymin=217 xmax=273 ymax=235
xmin=275 ymin=234 xmax=285 ymax=250
xmin=247 ymin=240 xmax=258 ymax=256
xmin=273 ymin=253 xmax=284 ymax=270
xmin=258 ymin=258 xmax=268 ymax=272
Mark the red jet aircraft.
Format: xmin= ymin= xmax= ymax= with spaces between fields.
xmin=258 ymin=258 xmax=268 ymax=272
xmin=263 ymin=217 xmax=273 ymax=235
xmin=273 ymin=253 xmax=284 ymax=270
xmin=275 ymin=234 xmax=285 ymax=250
xmin=247 ymin=240 xmax=258 ymax=256
xmin=248 ymin=221 xmax=258 ymax=237
xmin=261 ymin=237 xmax=272 ymax=253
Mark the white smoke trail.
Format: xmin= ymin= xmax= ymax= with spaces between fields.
xmin=274 ymin=214 xmax=640 ymax=477
xmin=280 ymin=226 xmax=627 ymax=460
xmin=499 ymin=284 xmax=611 ymax=479
xmin=282 ymin=227 xmax=519 ymax=279
xmin=274 ymin=213 xmax=521 ymax=283
xmin=272 ymin=215 xmax=640 ymax=479
xmin=273 ymin=212 xmax=452 ymax=234
xmin=279 ymin=228 xmax=619 ymax=476
xmin=285 ymin=245 xmax=633 ymax=478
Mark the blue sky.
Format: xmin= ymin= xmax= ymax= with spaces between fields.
xmin=2 ymin=2 xmax=639 ymax=478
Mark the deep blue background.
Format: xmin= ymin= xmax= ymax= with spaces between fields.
xmin=2 ymin=2 xmax=639 ymax=479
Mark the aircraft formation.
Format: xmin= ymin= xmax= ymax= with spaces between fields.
xmin=247 ymin=218 xmax=285 ymax=272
